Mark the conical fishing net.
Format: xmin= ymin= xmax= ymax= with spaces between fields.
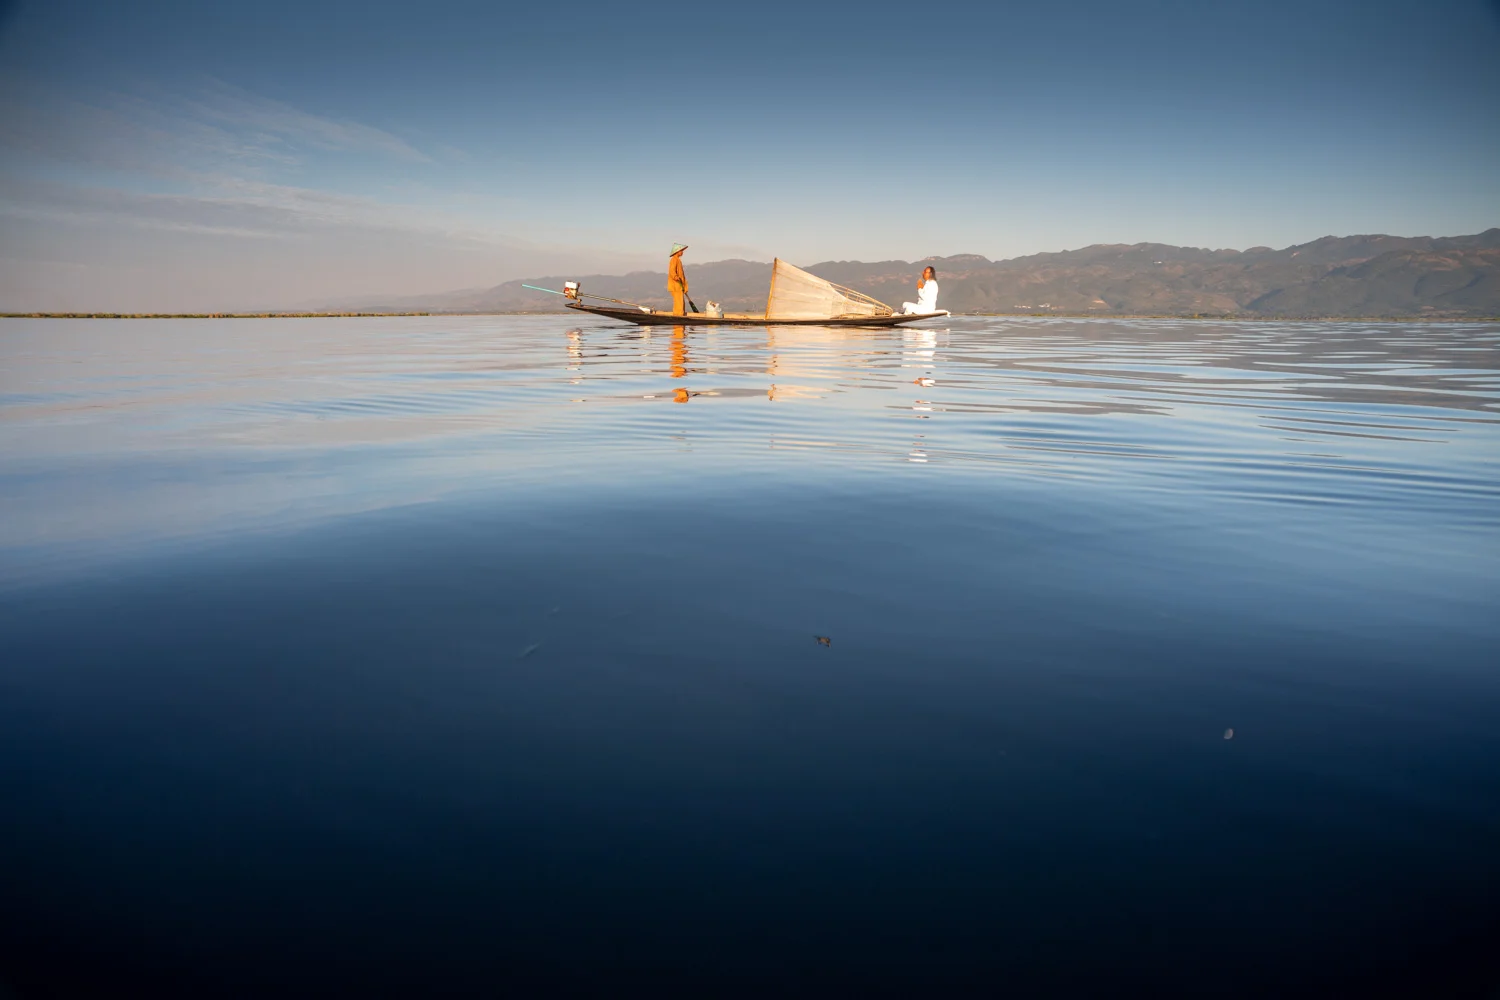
xmin=765 ymin=259 xmax=893 ymax=320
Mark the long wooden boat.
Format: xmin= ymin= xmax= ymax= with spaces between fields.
xmin=564 ymin=301 xmax=948 ymax=327
xmin=550 ymin=257 xmax=950 ymax=328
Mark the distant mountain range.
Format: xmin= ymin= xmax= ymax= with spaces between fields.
xmin=350 ymin=229 xmax=1500 ymax=318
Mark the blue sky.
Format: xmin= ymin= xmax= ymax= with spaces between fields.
xmin=1 ymin=0 xmax=1497 ymax=309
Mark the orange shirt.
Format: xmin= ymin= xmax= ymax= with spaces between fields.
xmin=668 ymin=254 xmax=687 ymax=291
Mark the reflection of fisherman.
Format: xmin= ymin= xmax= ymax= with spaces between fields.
xmin=671 ymin=326 xmax=687 ymax=379
xmin=902 ymin=266 xmax=939 ymax=314
xmin=667 ymin=243 xmax=690 ymax=316
xmin=671 ymin=326 xmax=691 ymax=401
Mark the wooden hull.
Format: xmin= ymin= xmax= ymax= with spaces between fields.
xmin=565 ymin=302 xmax=948 ymax=327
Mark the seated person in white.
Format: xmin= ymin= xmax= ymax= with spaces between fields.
xmin=902 ymin=266 xmax=940 ymax=314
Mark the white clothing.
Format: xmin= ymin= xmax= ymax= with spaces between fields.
xmin=902 ymin=279 xmax=939 ymax=314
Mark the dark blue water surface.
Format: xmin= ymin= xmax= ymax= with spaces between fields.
xmin=1 ymin=317 xmax=1497 ymax=996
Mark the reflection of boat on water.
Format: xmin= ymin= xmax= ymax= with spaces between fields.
xmin=568 ymin=304 xmax=941 ymax=327
xmin=556 ymin=258 xmax=949 ymax=327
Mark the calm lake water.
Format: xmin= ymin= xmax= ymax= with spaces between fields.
xmin=2 ymin=316 xmax=1497 ymax=996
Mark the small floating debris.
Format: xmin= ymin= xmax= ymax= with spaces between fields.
xmin=815 ymin=635 xmax=832 ymax=647
xmin=1223 ymin=728 xmax=1234 ymax=740
xmin=518 ymin=642 xmax=543 ymax=660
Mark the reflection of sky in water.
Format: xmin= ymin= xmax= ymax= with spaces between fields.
xmin=2 ymin=315 xmax=1498 ymax=994
xmin=2 ymin=316 xmax=1496 ymax=586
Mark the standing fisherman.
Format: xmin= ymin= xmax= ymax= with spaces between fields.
xmin=667 ymin=243 xmax=690 ymax=316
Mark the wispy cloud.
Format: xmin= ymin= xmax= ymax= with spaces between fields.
xmin=0 ymin=78 xmax=477 ymax=246
xmin=0 ymin=78 xmax=663 ymax=309
xmin=0 ymin=76 xmax=432 ymax=182
xmin=179 ymin=81 xmax=432 ymax=163
xmin=0 ymin=172 xmax=512 ymax=246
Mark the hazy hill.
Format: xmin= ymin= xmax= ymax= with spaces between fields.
xmin=352 ymin=229 xmax=1500 ymax=318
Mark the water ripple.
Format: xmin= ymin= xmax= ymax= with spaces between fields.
xmin=1 ymin=315 xmax=1496 ymax=576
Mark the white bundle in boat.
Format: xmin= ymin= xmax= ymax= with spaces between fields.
xmin=765 ymin=259 xmax=893 ymax=320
